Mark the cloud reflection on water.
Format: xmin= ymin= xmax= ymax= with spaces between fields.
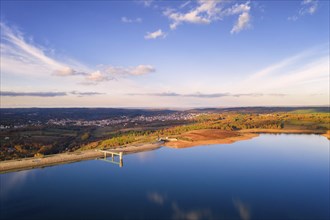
xmin=136 ymin=150 xmax=156 ymax=163
xmin=233 ymin=199 xmax=251 ymax=220
xmin=0 ymin=170 xmax=34 ymax=198
xmin=147 ymin=192 xmax=167 ymax=205
xmin=146 ymin=190 xmax=252 ymax=220
xmin=172 ymin=202 xmax=214 ymax=220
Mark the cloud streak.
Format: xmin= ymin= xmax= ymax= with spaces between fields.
xmin=1 ymin=91 xmax=67 ymax=97
xmin=145 ymin=29 xmax=166 ymax=39
xmin=70 ymin=91 xmax=105 ymax=96
xmin=121 ymin=17 xmax=142 ymax=23
xmin=128 ymin=92 xmax=287 ymax=98
xmin=237 ymin=45 xmax=329 ymax=92
xmin=104 ymin=65 xmax=156 ymax=76
xmin=1 ymin=91 xmax=104 ymax=97
xmin=0 ymin=22 xmax=156 ymax=84
xmin=0 ymin=22 xmax=89 ymax=77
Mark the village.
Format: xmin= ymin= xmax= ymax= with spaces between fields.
xmin=0 ymin=112 xmax=201 ymax=130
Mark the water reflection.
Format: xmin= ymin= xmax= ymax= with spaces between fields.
xmin=136 ymin=151 xmax=156 ymax=163
xmin=172 ymin=203 xmax=214 ymax=220
xmin=233 ymin=199 xmax=251 ymax=220
xmin=99 ymin=157 xmax=124 ymax=167
xmin=147 ymin=192 xmax=167 ymax=205
xmin=0 ymin=170 xmax=34 ymax=199
xmin=146 ymin=191 xmax=217 ymax=220
xmin=1 ymin=134 xmax=329 ymax=220
xmin=145 ymin=196 xmax=251 ymax=220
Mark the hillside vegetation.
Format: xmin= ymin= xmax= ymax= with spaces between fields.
xmin=82 ymin=112 xmax=329 ymax=150
xmin=1 ymin=109 xmax=329 ymax=160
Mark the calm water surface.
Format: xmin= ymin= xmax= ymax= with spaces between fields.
xmin=1 ymin=134 xmax=329 ymax=220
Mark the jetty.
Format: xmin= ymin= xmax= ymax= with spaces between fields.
xmin=99 ymin=150 xmax=123 ymax=167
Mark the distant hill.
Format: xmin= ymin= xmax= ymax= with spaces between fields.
xmin=187 ymin=107 xmax=330 ymax=114
xmin=0 ymin=108 xmax=177 ymax=125
xmin=1 ymin=107 xmax=329 ymax=126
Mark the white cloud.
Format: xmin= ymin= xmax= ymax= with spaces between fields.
xmin=86 ymin=71 xmax=111 ymax=82
xmin=225 ymin=2 xmax=251 ymax=15
xmin=141 ymin=0 xmax=153 ymax=7
xmin=144 ymin=29 xmax=166 ymax=39
xmin=288 ymin=0 xmax=318 ymax=21
xmin=163 ymin=0 xmax=252 ymax=34
xmin=225 ymin=2 xmax=251 ymax=34
xmin=0 ymin=23 xmax=156 ymax=85
xmin=130 ymin=65 xmax=155 ymax=75
xmin=121 ymin=17 xmax=142 ymax=23
xmin=288 ymin=16 xmax=298 ymax=21
xmin=53 ymin=67 xmax=87 ymax=76
xmin=300 ymin=0 xmax=318 ymax=15
xmin=164 ymin=0 xmax=220 ymax=30
xmin=231 ymin=11 xmax=250 ymax=34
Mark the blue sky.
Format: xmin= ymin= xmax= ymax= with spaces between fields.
xmin=0 ymin=0 xmax=329 ymax=108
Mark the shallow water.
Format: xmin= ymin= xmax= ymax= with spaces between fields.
xmin=1 ymin=134 xmax=329 ymax=220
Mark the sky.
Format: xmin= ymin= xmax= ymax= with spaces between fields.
xmin=0 ymin=0 xmax=329 ymax=108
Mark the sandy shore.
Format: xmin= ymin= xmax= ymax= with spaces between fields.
xmin=165 ymin=129 xmax=259 ymax=148
xmin=164 ymin=128 xmax=329 ymax=148
xmin=0 ymin=141 xmax=163 ymax=173
xmin=322 ymin=130 xmax=330 ymax=139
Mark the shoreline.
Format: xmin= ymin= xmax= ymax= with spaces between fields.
xmin=0 ymin=141 xmax=163 ymax=173
xmin=1 ymin=129 xmax=328 ymax=173
xmin=239 ymin=128 xmax=327 ymax=134
xmin=241 ymin=128 xmax=330 ymax=140
xmin=165 ymin=130 xmax=259 ymax=148
xmin=163 ymin=129 xmax=328 ymax=149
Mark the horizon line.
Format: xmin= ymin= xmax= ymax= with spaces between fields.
xmin=0 ymin=105 xmax=329 ymax=110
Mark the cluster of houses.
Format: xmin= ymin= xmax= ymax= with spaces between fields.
xmin=44 ymin=113 xmax=199 ymax=127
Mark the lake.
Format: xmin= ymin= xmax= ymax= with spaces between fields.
xmin=0 ymin=134 xmax=329 ymax=220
